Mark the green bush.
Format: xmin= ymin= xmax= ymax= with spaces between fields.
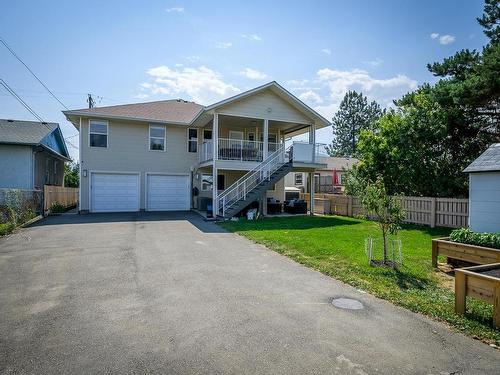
xmin=449 ymin=228 xmax=500 ymax=250
xmin=50 ymin=202 xmax=66 ymax=213
xmin=0 ymin=221 xmax=15 ymax=236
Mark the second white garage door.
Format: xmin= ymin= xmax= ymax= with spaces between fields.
xmin=146 ymin=174 xmax=190 ymax=211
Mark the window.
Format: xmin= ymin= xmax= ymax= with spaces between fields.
xmin=200 ymin=174 xmax=225 ymax=191
xmin=295 ymin=173 xmax=303 ymax=185
xmin=188 ymin=128 xmax=198 ymax=152
xmin=201 ymin=174 xmax=213 ymax=191
xmin=149 ymin=125 xmax=166 ymax=151
xmin=203 ymin=129 xmax=212 ymax=141
xmin=89 ymin=120 xmax=108 ymax=148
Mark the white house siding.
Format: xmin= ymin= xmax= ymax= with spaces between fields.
xmin=469 ymin=172 xmax=500 ymax=233
xmin=79 ymin=118 xmax=198 ymax=211
xmin=217 ymin=90 xmax=313 ymax=124
xmin=0 ymin=145 xmax=33 ymax=189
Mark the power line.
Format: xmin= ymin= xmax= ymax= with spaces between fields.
xmin=0 ymin=78 xmax=48 ymax=124
xmin=0 ymin=36 xmax=69 ymax=110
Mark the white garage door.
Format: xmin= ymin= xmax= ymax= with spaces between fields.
xmin=147 ymin=174 xmax=190 ymax=211
xmin=91 ymin=173 xmax=139 ymax=212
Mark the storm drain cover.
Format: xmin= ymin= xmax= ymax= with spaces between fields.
xmin=331 ymin=298 xmax=364 ymax=310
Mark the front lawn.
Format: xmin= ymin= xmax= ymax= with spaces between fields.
xmin=220 ymin=215 xmax=500 ymax=345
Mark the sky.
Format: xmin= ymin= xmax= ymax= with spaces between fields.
xmin=0 ymin=0 xmax=489 ymax=161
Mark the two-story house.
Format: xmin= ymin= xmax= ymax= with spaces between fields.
xmin=63 ymin=81 xmax=330 ymax=217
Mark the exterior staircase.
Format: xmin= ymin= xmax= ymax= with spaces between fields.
xmin=216 ymin=144 xmax=293 ymax=219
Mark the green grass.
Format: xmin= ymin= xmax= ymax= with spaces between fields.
xmin=220 ymin=215 xmax=500 ymax=345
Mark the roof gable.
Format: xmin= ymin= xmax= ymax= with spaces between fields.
xmin=205 ymin=81 xmax=330 ymax=127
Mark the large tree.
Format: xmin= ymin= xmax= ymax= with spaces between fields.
xmin=325 ymin=91 xmax=382 ymax=157
xmin=354 ymin=0 xmax=499 ymax=197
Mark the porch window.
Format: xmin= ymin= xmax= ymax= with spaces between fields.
xmin=149 ymin=125 xmax=166 ymax=151
xmin=295 ymin=173 xmax=303 ymax=185
xmin=200 ymin=174 xmax=225 ymax=191
xmin=89 ymin=120 xmax=108 ymax=148
xmin=203 ymin=129 xmax=212 ymax=141
xmin=188 ymin=128 xmax=198 ymax=152
xmin=201 ymin=174 xmax=213 ymax=191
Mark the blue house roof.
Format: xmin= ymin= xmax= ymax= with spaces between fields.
xmin=0 ymin=119 xmax=71 ymax=160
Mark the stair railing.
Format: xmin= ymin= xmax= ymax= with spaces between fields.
xmin=216 ymin=143 xmax=292 ymax=217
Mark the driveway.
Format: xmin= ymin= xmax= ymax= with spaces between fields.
xmin=0 ymin=212 xmax=498 ymax=374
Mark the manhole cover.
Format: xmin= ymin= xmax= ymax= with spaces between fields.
xmin=331 ymin=298 xmax=364 ymax=310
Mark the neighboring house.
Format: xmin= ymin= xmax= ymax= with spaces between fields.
xmin=63 ymin=81 xmax=330 ymax=216
xmin=0 ymin=119 xmax=71 ymax=189
xmin=285 ymin=156 xmax=358 ymax=194
xmin=463 ymin=143 xmax=500 ymax=233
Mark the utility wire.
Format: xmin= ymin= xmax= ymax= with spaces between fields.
xmin=0 ymin=37 xmax=69 ymax=110
xmin=0 ymin=78 xmax=47 ymax=124
xmin=1 ymin=79 xmax=79 ymax=150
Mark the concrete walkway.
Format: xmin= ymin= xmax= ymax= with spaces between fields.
xmin=0 ymin=212 xmax=498 ymax=374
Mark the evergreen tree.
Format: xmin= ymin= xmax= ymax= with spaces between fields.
xmin=325 ymin=91 xmax=382 ymax=157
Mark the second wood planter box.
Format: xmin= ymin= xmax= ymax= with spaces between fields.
xmin=432 ymin=238 xmax=500 ymax=267
xmin=455 ymin=263 xmax=500 ymax=328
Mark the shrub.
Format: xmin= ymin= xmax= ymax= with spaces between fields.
xmin=50 ymin=202 xmax=66 ymax=213
xmin=449 ymin=228 xmax=500 ymax=250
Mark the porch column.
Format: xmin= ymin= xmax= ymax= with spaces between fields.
xmin=213 ymin=113 xmax=219 ymax=161
xmin=263 ymin=118 xmax=269 ymax=160
xmin=309 ymin=172 xmax=315 ymax=215
xmin=309 ymin=123 xmax=316 ymax=163
xmin=212 ymin=113 xmax=219 ymax=216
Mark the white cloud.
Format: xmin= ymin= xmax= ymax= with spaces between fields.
xmin=241 ymin=68 xmax=268 ymax=80
xmin=166 ymin=6 xmax=184 ymax=12
xmin=215 ymin=41 xmax=232 ymax=49
xmin=298 ymin=90 xmax=323 ymax=104
xmin=142 ymin=65 xmax=240 ymax=104
xmin=439 ymin=34 xmax=455 ymax=45
xmin=241 ymin=34 xmax=262 ymax=41
xmin=290 ymin=68 xmax=417 ymax=121
xmin=321 ymin=48 xmax=332 ymax=55
xmin=430 ymin=33 xmax=455 ymax=45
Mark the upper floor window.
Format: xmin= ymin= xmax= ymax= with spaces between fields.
xmin=295 ymin=173 xmax=303 ymax=185
xmin=89 ymin=120 xmax=108 ymax=148
xmin=149 ymin=125 xmax=166 ymax=151
xmin=188 ymin=128 xmax=198 ymax=152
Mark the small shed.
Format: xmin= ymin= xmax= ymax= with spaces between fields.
xmin=463 ymin=143 xmax=500 ymax=233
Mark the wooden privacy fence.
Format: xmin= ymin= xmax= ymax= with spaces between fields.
xmin=43 ymin=185 xmax=78 ymax=213
xmin=300 ymin=193 xmax=469 ymax=228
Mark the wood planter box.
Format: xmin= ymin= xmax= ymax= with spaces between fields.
xmin=455 ymin=263 xmax=500 ymax=328
xmin=431 ymin=238 xmax=500 ymax=267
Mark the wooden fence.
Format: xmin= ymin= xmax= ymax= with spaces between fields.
xmin=300 ymin=193 xmax=468 ymax=228
xmin=44 ymin=185 xmax=79 ymax=213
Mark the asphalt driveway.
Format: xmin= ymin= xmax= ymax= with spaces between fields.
xmin=0 ymin=212 xmax=498 ymax=374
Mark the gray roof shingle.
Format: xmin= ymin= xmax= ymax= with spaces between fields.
xmin=0 ymin=119 xmax=58 ymax=145
xmin=464 ymin=143 xmax=500 ymax=173
xmin=64 ymin=99 xmax=203 ymax=124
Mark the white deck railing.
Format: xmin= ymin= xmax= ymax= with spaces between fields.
xmin=200 ymin=138 xmax=280 ymax=163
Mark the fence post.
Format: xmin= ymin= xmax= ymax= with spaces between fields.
xmin=347 ymin=196 xmax=353 ymax=217
xmin=430 ymin=197 xmax=436 ymax=228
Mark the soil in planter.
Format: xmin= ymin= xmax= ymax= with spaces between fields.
xmin=370 ymin=260 xmax=399 ymax=268
xmin=480 ymin=268 xmax=500 ymax=278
